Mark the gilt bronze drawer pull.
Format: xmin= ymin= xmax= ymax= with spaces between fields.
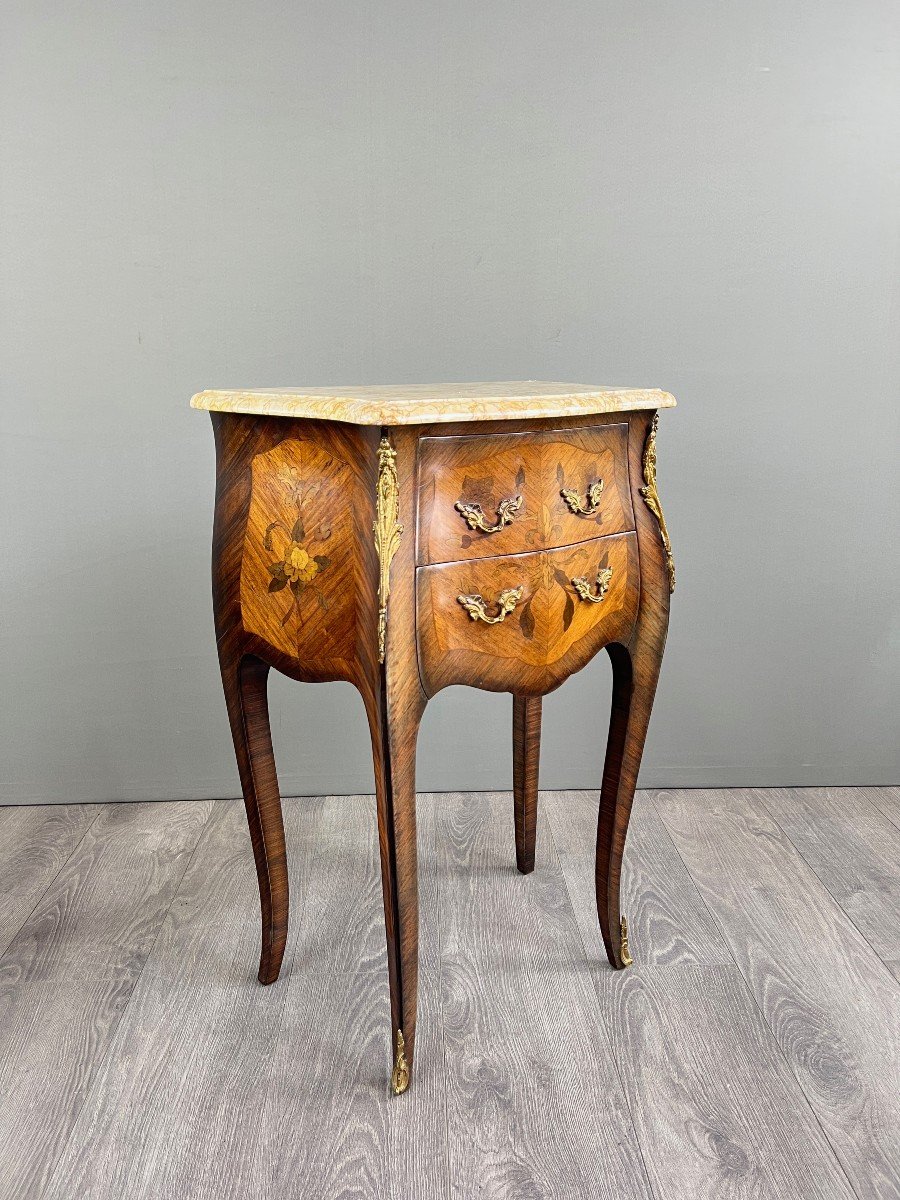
xmin=457 ymin=585 xmax=524 ymax=624
xmin=455 ymin=494 xmax=523 ymax=533
xmin=560 ymin=479 xmax=604 ymax=516
xmin=572 ymin=565 xmax=613 ymax=604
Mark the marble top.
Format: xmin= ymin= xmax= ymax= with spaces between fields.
xmin=190 ymin=381 xmax=675 ymax=426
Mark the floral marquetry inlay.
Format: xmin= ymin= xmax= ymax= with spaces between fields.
xmin=263 ymin=510 xmax=332 ymax=627
xmin=240 ymin=438 xmax=355 ymax=663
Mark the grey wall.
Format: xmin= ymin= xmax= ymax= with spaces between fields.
xmin=2 ymin=1 xmax=898 ymax=804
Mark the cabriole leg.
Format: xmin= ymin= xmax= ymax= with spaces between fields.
xmin=595 ymin=626 xmax=665 ymax=970
xmin=219 ymin=650 xmax=289 ymax=985
xmin=366 ymin=686 xmax=423 ymax=1094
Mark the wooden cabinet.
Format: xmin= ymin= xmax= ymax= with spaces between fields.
xmin=193 ymin=381 xmax=676 ymax=1096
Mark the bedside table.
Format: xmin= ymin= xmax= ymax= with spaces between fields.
xmin=192 ymin=381 xmax=676 ymax=1094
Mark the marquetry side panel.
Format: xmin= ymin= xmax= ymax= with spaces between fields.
xmin=211 ymin=413 xmax=380 ymax=687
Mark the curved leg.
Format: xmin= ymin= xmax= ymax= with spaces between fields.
xmin=596 ymin=624 xmax=665 ymax=969
xmin=513 ymin=695 xmax=542 ymax=874
xmin=365 ymin=684 xmax=423 ymax=1094
xmin=219 ymin=650 xmax=289 ymax=985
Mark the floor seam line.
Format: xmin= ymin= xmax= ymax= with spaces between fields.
xmin=650 ymin=787 xmax=863 ymax=1200
xmin=862 ymin=786 xmax=900 ymax=832
xmin=38 ymin=798 xmax=219 ymax=1200
xmin=0 ymin=804 xmax=106 ymax=964
xmin=423 ymin=793 xmax=454 ymax=1200
xmin=754 ymin=789 xmax=900 ymax=991
xmin=545 ymin=788 xmax=662 ymax=1200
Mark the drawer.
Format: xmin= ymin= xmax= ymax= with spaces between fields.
xmin=416 ymin=532 xmax=640 ymax=696
xmin=417 ymin=431 xmax=541 ymax=564
xmin=417 ymin=423 xmax=634 ymax=566
xmin=543 ymin=423 xmax=634 ymax=550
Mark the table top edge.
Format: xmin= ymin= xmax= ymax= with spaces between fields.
xmin=190 ymin=383 xmax=677 ymax=425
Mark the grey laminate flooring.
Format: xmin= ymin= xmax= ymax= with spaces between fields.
xmin=0 ymin=788 xmax=897 ymax=1199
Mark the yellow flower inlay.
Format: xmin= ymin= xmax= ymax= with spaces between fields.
xmin=263 ymin=493 xmax=332 ymax=628
xmin=283 ymin=544 xmax=320 ymax=583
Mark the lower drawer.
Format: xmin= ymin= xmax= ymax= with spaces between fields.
xmin=416 ymin=532 xmax=639 ymax=696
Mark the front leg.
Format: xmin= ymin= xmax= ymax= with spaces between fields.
xmin=367 ymin=426 xmax=425 ymax=1093
xmin=365 ymin=684 xmax=424 ymax=1094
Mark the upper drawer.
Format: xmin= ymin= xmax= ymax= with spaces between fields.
xmin=543 ymin=423 xmax=634 ymax=551
xmin=417 ymin=423 xmax=634 ymax=565
xmin=417 ymin=431 xmax=541 ymax=564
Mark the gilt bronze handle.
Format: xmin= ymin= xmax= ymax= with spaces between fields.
xmin=560 ymin=480 xmax=604 ymax=516
xmin=457 ymin=585 xmax=524 ymax=624
xmin=572 ymin=565 xmax=613 ymax=604
xmin=455 ymin=494 xmax=523 ymax=533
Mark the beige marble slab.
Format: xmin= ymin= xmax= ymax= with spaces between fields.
xmin=190 ymin=381 xmax=676 ymax=426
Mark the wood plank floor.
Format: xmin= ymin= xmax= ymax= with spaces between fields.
xmin=0 ymin=788 xmax=896 ymax=1200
